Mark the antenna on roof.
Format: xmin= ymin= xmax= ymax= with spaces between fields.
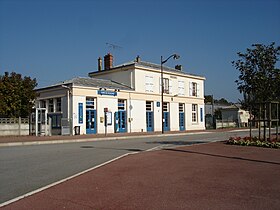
xmin=106 ymin=42 xmax=123 ymax=51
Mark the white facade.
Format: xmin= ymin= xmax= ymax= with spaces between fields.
xmin=35 ymin=56 xmax=206 ymax=135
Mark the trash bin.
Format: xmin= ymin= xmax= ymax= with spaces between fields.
xmin=74 ymin=126 xmax=80 ymax=135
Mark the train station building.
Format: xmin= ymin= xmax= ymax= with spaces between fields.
xmin=35 ymin=54 xmax=206 ymax=135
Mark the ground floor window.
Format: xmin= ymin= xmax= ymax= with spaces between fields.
xmin=48 ymin=114 xmax=62 ymax=128
xmin=192 ymin=104 xmax=198 ymax=123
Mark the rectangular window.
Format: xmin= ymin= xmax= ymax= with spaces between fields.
xmin=49 ymin=114 xmax=62 ymax=128
xmin=48 ymin=99 xmax=54 ymax=112
xmin=189 ymin=82 xmax=199 ymax=97
xmin=78 ymin=103 xmax=83 ymax=124
xmin=163 ymin=102 xmax=169 ymax=112
xmin=41 ymin=100 xmax=46 ymax=108
xmin=118 ymin=99 xmax=126 ymax=110
xmin=192 ymin=82 xmax=197 ymax=96
xmin=178 ymin=81 xmax=185 ymax=96
xmin=56 ymin=98 xmax=61 ymax=112
xmin=179 ymin=103 xmax=184 ymax=112
xmin=192 ymin=104 xmax=198 ymax=123
xmin=86 ymin=97 xmax=95 ymax=110
xmin=145 ymin=76 xmax=154 ymax=92
xmin=146 ymin=101 xmax=153 ymax=111
xmin=163 ymin=78 xmax=169 ymax=94
xmin=200 ymin=107 xmax=204 ymax=122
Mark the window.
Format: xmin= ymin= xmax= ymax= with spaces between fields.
xmin=56 ymin=98 xmax=61 ymax=112
xmin=78 ymin=103 xmax=83 ymax=124
xmin=145 ymin=76 xmax=154 ymax=92
xmin=200 ymin=107 xmax=204 ymax=122
xmin=48 ymin=99 xmax=54 ymax=112
xmin=163 ymin=102 xmax=169 ymax=112
xmin=40 ymin=100 xmax=46 ymax=108
xmin=192 ymin=104 xmax=198 ymax=123
xmin=189 ymin=82 xmax=199 ymax=97
xmin=179 ymin=103 xmax=184 ymax=112
xmin=146 ymin=101 xmax=153 ymax=111
xmin=163 ymin=78 xmax=169 ymax=94
xmin=178 ymin=81 xmax=185 ymax=96
xmin=49 ymin=114 xmax=62 ymax=128
xmin=118 ymin=99 xmax=126 ymax=110
xmin=86 ymin=97 xmax=95 ymax=110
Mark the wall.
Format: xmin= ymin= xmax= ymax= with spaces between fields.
xmin=0 ymin=118 xmax=29 ymax=136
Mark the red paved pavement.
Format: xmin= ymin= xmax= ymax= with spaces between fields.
xmin=2 ymin=142 xmax=280 ymax=210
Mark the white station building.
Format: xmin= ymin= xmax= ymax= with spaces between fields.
xmin=35 ymin=54 xmax=206 ymax=135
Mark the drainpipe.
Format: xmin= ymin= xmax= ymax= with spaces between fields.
xmin=62 ymin=85 xmax=72 ymax=135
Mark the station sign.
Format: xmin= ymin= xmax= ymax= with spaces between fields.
xmin=97 ymin=90 xmax=117 ymax=96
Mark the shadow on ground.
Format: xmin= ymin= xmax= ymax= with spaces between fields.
xmin=164 ymin=148 xmax=280 ymax=165
xmin=80 ymin=145 xmax=143 ymax=152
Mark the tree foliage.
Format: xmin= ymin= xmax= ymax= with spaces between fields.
xmin=0 ymin=72 xmax=37 ymax=117
xmin=232 ymin=42 xmax=280 ymax=108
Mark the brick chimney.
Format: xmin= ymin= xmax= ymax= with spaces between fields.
xmin=104 ymin=53 xmax=113 ymax=70
xmin=98 ymin=57 xmax=102 ymax=71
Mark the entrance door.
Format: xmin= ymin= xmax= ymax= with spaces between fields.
xmin=86 ymin=110 xmax=96 ymax=134
xmin=179 ymin=112 xmax=185 ymax=131
xmin=163 ymin=112 xmax=170 ymax=131
xmin=115 ymin=111 xmax=127 ymax=133
xmin=146 ymin=111 xmax=154 ymax=132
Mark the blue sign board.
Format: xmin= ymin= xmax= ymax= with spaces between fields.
xmin=97 ymin=90 xmax=117 ymax=96
xmin=156 ymin=102 xmax=160 ymax=107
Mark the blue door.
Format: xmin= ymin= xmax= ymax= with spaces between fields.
xmin=146 ymin=111 xmax=154 ymax=132
xmin=163 ymin=112 xmax=170 ymax=131
xmin=179 ymin=112 xmax=185 ymax=131
xmin=115 ymin=111 xmax=127 ymax=133
xmin=86 ymin=110 xmax=96 ymax=134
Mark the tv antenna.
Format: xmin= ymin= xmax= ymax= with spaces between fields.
xmin=106 ymin=42 xmax=123 ymax=51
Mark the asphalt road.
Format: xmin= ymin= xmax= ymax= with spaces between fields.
xmin=0 ymin=129 xmax=255 ymax=204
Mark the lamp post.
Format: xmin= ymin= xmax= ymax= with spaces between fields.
xmin=161 ymin=54 xmax=180 ymax=134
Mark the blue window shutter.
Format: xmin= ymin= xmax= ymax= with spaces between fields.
xmin=79 ymin=103 xmax=83 ymax=124
xmin=200 ymin=107 xmax=203 ymax=122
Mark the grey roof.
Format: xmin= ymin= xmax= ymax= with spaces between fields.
xmin=37 ymin=77 xmax=132 ymax=91
xmin=89 ymin=60 xmax=205 ymax=79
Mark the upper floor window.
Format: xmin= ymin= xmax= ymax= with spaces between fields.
xmin=159 ymin=78 xmax=169 ymax=94
xmin=56 ymin=98 xmax=61 ymax=112
xmin=145 ymin=76 xmax=154 ymax=93
xmin=178 ymin=81 xmax=185 ymax=96
xmin=48 ymin=99 xmax=54 ymax=112
xmin=189 ymin=82 xmax=199 ymax=97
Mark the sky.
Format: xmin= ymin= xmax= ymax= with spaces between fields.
xmin=0 ymin=0 xmax=280 ymax=102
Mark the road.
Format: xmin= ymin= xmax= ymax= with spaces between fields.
xmin=0 ymin=129 xmax=254 ymax=204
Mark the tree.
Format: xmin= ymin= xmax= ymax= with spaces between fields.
xmin=0 ymin=72 xmax=37 ymax=118
xmin=232 ymin=42 xmax=280 ymax=109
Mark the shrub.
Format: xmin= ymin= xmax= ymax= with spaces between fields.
xmin=226 ymin=136 xmax=280 ymax=149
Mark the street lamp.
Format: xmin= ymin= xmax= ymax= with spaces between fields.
xmin=161 ymin=54 xmax=180 ymax=134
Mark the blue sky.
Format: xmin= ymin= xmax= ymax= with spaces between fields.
xmin=0 ymin=0 xmax=279 ymax=102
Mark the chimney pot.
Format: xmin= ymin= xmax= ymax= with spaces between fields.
xmin=175 ymin=65 xmax=183 ymax=71
xmin=98 ymin=57 xmax=102 ymax=71
xmin=135 ymin=55 xmax=141 ymax=63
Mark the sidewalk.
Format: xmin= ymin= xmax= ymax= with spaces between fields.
xmin=1 ymin=141 xmax=280 ymax=210
xmin=0 ymin=128 xmax=245 ymax=147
